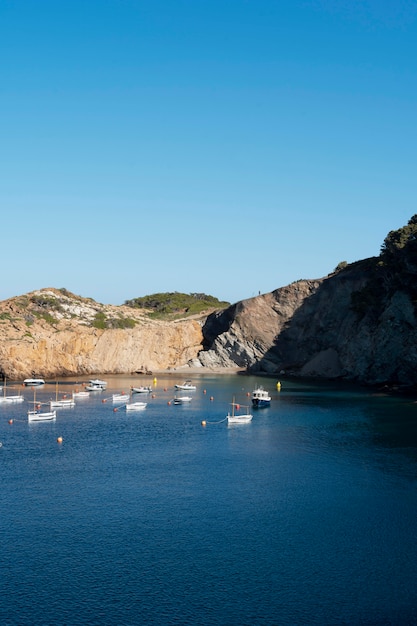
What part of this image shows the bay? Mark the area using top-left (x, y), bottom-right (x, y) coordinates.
top-left (1, 374), bottom-right (416, 625)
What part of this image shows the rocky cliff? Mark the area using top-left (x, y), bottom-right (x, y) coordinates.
top-left (199, 258), bottom-right (417, 386)
top-left (2, 218), bottom-right (417, 387)
top-left (0, 289), bottom-right (203, 380)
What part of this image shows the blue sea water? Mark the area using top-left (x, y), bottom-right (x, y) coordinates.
top-left (1, 374), bottom-right (417, 626)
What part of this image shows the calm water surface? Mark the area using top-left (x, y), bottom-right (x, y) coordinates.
top-left (1, 374), bottom-right (417, 625)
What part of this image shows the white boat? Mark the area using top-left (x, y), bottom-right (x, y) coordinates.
top-left (227, 399), bottom-right (253, 424)
top-left (0, 379), bottom-right (25, 403)
top-left (28, 409), bottom-right (56, 422)
top-left (86, 379), bottom-right (107, 391)
top-left (251, 386), bottom-right (271, 408)
top-left (112, 393), bottom-right (129, 403)
top-left (174, 380), bottom-right (197, 390)
top-left (131, 386), bottom-right (152, 394)
top-left (50, 382), bottom-right (75, 408)
top-left (50, 398), bottom-right (75, 408)
top-left (4, 395), bottom-right (25, 403)
top-left (125, 401), bottom-right (147, 411)
top-left (72, 390), bottom-right (90, 398)
top-left (23, 378), bottom-right (45, 386)
top-left (89, 378), bottom-right (107, 387)
top-left (173, 396), bottom-right (192, 404)
top-left (27, 388), bottom-right (56, 421)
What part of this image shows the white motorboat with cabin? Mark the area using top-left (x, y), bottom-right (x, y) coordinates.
top-left (131, 386), bottom-right (152, 394)
top-left (23, 378), bottom-right (45, 387)
top-left (174, 380), bottom-right (197, 391)
top-left (251, 386), bottom-right (271, 408)
top-left (86, 379), bottom-right (107, 391)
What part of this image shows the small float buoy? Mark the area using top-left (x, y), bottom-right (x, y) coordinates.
top-left (113, 408), bottom-right (118, 412)
top-left (201, 420), bottom-right (207, 427)
top-left (153, 378), bottom-right (157, 384)
top-left (210, 396), bottom-right (214, 401)
top-left (164, 387), bottom-right (168, 392)
top-left (102, 399), bottom-right (107, 403)
top-left (152, 394), bottom-right (156, 398)
top-left (203, 389), bottom-right (207, 394)
top-left (57, 436), bottom-right (63, 444)
top-left (8, 419), bottom-right (13, 425)
top-left (167, 401), bottom-right (171, 405)
top-left (246, 392), bottom-right (250, 396)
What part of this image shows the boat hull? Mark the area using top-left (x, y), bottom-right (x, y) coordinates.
top-left (252, 399), bottom-right (271, 408)
top-left (125, 402), bottom-right (147, 411)
top-left (50, 400), bottom-right (75, 408)
top-left (28, 410), bottom-right (56, 422)
top-left (227, 414), bottom-right (253, 424)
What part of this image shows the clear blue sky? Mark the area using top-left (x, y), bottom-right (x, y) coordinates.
top-left (1, 0), bottom-right (416, 305)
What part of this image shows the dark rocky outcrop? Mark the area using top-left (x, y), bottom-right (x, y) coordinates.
top-left (198, 256), bottom-right (417, 387)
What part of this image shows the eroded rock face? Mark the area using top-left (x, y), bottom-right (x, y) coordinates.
top-left (0, 289), bottom-right (203, 379)
top-left (2, 267), bottom-right (417, 387)
top-left (199, 266), bottom-right (417, 386)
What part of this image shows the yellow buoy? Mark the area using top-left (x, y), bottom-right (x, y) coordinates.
top-left (277, 381), bottom-right (282, 391)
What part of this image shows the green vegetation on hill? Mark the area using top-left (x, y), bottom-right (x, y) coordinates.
top-left (124, 292), bottom-right (230, 320)
top-left (350, 214), bottom-right (417, 318)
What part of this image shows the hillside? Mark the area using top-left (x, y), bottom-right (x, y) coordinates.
top-left (2, 216), bottom-right (417, 387)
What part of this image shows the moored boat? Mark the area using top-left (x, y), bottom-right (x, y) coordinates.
top-left (174, 380), bottom-right (196, 390)
top-left (0, 379), bottom-right (24, 403)
top-left (50, 382), bottom-right (75, 408)
top-left (28, 409), bottom-right (56, 422)
top-left (227, 398), bottom-right (253, 424)
top-left (112, 393), bottom-right (129, 403)
top-left (131, 386), bottom-right (152, 394)
top-left (86, 379), bottom-right (107, 391)
top-left (125, 401), bottom-right (147, 411)
top-left (173, 396), bottom-right (192, 404)
top-left (251, 386), bottom-right (271, 408)
top-left (23, 378), bottom-right (45, 386)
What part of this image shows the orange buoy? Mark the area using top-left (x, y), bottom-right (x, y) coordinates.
top-left (203, 389), bottom-right (207, 394)
top-left (57, 436), bottom-right (63, 444)
top-left (8, 419), bottom-right (13, 424)
top-left (113, 408), bottom-right (118, 412)
top-left (201, 420), bottom-right (207, 426)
